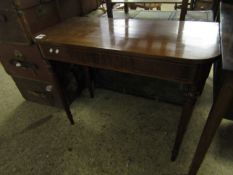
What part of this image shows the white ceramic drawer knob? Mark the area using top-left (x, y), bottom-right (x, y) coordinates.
top-left (15, 62), bottom-right (22, 67)
top-left (49, 48), bottom-right (53, 53)
top-left (45, 85), bottom-right (53, 92)
top-left (55, 49), bottom-right (59, 54)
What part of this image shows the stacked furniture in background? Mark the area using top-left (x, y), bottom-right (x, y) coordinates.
top-left (0, 0), bottom-right (99, 123)
top-left (105, 0), bottom-right (218, 21)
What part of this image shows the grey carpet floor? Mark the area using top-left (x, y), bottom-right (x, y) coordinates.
top-left (0, 63), bottom-right (232, 175)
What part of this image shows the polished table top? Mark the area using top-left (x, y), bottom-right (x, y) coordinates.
top-left (35, 17), bottom-right (220, 64)
top-left (220, 2), bottom-right (233, 71)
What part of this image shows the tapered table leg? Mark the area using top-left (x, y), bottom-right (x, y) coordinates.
top-left (171, 85), bottom-right (198, 161)
top-left (188, 77), bottom-right (233, 175)
top-left (85, 67), bottom-right (94, 98)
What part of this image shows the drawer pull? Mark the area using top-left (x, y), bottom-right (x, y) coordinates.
top-left (49, 48), bottom-right (53, 53)
top-left (15, 62), bottom-right (22, 67)
top-left (10, 59), bottom-right (38, 70)
top-left (45, 85), bottom-right (53, 92)
top-left (28, 91), bottom-right (47, 98)
top-left (55, 49), bottom-right (59, 54)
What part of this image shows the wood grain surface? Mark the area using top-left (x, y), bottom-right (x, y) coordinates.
top-left (35, 17), bottom-right (220, 63)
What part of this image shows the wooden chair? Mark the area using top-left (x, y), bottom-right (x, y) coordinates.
top-left (106, 0), bottom-right (220, 21)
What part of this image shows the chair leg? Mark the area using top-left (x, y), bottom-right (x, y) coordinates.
top-left (124, 3), bottom-right (129, 14)
top-left (174, 3), bottom-right (178, 10)
top-left (106, 0), bottom-right (113, 18)
top-left (171, 85), bottom-right (197, 161)
top-left (85, 67), bottom-right (94, 98)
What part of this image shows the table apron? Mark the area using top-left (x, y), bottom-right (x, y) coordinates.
top-left (39, 44), bottom-right (206, 84)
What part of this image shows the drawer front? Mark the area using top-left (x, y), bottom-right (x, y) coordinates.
top-left (40, 44), bottom-right (197, 83)
top-left (0, 1), bottom-right (14, 10)
top-left (13, 77), bottom-right (63, 108)
top-left (0, 9), bottom-right (31, 44)
top-left (0, 44), bottom-right (54, 82)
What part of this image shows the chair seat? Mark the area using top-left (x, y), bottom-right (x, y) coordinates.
top-left (102, 9), bottom-right (214, 22)
top-left (102, 10), bottom-right (141, 18)
top-left (173, 10), bottom-right (213, 21)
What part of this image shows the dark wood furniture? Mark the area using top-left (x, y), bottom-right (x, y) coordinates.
top-left (0, 0), bottom-right (64, 108)
top-left (0, 0), bottom-right (99, 124)
top-left (0, 0), bottom-right (60, 44)
top-left (188, 2), bottom-right (233, 175)
top-left (106, 0), bottom-right (190, 20)
top-left (34, 17), bottom-right (220, 161)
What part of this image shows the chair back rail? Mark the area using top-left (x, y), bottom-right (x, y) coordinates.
top-left (106, 0), bottom-right (221, 21)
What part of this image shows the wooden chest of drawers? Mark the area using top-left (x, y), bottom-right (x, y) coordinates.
top-left (0, 0), bottom-right (60, 44)
top-left (0, 0), bottom-right (99, 123)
